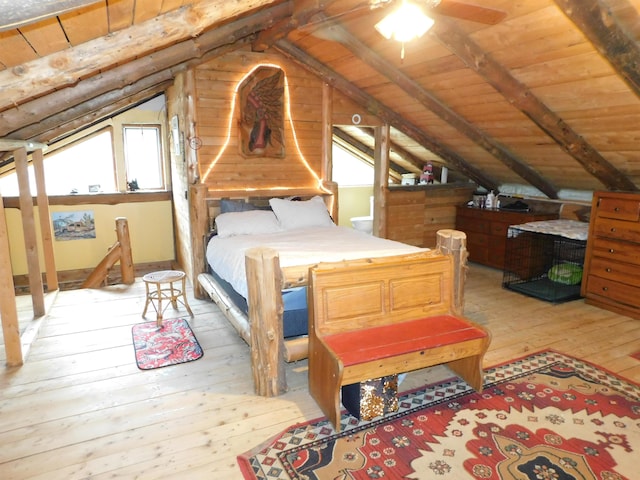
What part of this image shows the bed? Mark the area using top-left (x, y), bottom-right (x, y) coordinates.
top-left (193, 187), bottom-right (468, 396)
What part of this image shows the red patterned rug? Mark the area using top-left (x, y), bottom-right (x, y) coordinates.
top-left (132, 317), bottom-right (203, 370)
top-left (238, 351), bottom-right (639, 479)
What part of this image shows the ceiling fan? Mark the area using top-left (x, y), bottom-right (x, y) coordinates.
top-left (304, 0), bottom-right (507, 28)
top-left (413, 0), bottom-right (506, 25)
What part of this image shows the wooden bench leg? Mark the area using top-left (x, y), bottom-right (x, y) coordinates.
top-left (308, 348), bottom-right (344, 432)
top-left (448, 355), bottom-right (485, 392)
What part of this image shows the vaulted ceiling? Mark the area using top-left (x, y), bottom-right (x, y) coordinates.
top-left (1, 0), bottom-right (640, 198)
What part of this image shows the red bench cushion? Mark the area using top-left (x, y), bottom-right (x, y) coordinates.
top-left (323, 314), bottom-right (487, 367)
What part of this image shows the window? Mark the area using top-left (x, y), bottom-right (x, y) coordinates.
top-left (332, 143), bottom-right (375, 186)
top-left (123, 125), bottom-right (164, 190)
top-left (0, 129), bottom-right (116, 196)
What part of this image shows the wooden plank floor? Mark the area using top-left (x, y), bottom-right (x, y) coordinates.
top-left (1, 264), bottom-right (639, 479)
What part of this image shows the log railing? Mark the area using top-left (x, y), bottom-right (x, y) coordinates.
top-left (82, 217), bottom-right (134, 288)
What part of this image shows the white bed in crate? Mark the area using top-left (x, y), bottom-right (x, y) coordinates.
top-left (192, 187), bottom-right (468, 396)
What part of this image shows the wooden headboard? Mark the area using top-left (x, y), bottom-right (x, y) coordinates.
top-left (188, 182), bottom-right (338, 293)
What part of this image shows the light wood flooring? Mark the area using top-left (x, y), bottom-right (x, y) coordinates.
top-left (1, 264), bottom-right (639, 479)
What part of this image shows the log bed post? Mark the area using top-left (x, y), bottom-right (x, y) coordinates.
top-left (245, 247), bottom-right (287, 396)
top-left (436, 229), bottom-right (468, 315)
top-left (190, 183), bottom-right (209, 299)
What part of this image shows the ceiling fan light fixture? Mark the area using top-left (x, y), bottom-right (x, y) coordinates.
top-left (374, 1), bottom-right (434, 43)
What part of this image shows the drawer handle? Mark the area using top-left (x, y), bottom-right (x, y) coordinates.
top-left (602, 287), bottom-right (608, 292)
top-left (606, 267), bottom-right (612, 272)
top-left (614, 207), bottom-right (620, 212)
top-left (610, 227), bottom-right (616, 232)
top-left (609, 249), bottom-right (615, 254)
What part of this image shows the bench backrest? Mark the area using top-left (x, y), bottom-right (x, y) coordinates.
top-left (308, 250), bottom-right (454, 337)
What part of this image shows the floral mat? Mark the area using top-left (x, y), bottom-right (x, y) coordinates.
top-left (132, 317), bottom-right (203, 370)
top-left (238, 350), bottom-right (639, 479)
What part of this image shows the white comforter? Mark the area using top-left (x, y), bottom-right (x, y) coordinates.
top-left (206, 226), bottom-right (426, 298)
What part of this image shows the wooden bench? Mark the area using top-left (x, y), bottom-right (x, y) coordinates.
top-left (307, 250), bottom-right (491, 432)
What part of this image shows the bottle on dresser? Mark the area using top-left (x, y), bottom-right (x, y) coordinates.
top-left (485, 190), bottom-right (496, 209)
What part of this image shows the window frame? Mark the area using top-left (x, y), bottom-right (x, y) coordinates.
top-left (122, 123), bottom-right (165, 191)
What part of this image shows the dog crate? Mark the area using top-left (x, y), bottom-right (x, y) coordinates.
top-left (502, 220), bottom-right (588, 303)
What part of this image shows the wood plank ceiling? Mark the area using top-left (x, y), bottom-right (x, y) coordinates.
top-left (0, 0), bottom-right (639, 198)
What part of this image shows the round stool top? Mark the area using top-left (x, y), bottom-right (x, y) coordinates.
top-left (143, 270), bottom-right (185, 284)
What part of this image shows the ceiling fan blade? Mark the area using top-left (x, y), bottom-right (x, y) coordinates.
top-left (434, 1), bottom-right (507, 25)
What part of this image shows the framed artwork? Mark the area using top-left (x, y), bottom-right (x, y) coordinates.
top-left (52, 210), bottom-right (96, 241)
top-left (238, 66), bottom-right (285, 158)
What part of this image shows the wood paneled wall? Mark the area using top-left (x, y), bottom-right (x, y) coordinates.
top-left (386, 185), bottom-right (476, 247)
top-left (193, 49), bottom-right (324, 192)
top-left (192, 48), bottom-right (374, 193)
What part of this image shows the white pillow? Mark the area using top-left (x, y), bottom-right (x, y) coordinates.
top-left (215, 210), bottom-right (281, 238)
top-left (269, 196), bottom-right (335, 230)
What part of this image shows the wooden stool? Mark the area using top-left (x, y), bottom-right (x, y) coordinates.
top-left (142, 270), bottom-right (193, 327)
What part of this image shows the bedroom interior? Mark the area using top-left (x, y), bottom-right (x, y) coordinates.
top-left (0, 0), bottom-right (639, 477)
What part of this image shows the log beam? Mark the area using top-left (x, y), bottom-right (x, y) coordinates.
top-left (0, 0), bottom-right (283, 112)
top-left (374, 124), bottom-right (391, 238)
top-left (275, 39), bottom-right (500, 191)
top-left (324, 19), bottom-right (559, 199)
top-left (554, 0), bottom-right (640, 99)
top-left (32, 148), bottom-right (58, 291)
top-left (116, 218), bottom-right (134, 285)
top-left (332, 126), bottom-right (406, 182)
top-left (1, 4), bottom-right (290, 140)
top-left (15, 147), bottom-right (45, 317)
top-left (0, 191), bottom-right (22, 366)
top-left (433, 18), bottom-right (638, 192)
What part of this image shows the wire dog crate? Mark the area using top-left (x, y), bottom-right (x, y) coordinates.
top-left (502, 220), bottom-right (588, 303)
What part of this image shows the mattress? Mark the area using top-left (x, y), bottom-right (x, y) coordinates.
top-left (206, 226), bottom-right (426, 338)
top-left (206, 225), bottom-right (426, 299)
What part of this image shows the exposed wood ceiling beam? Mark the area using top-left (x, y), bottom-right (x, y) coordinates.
top-left (32, 86), bottom-right (173, 148)
top-left (553, 0), bottom-right (640, 98)
top-left (0, 139), bottom-right (47, 152)
top-left (253, 0), bottom-right (351, 51)
top-left (332, 126), bottom-right (408, 180)
top-left (11, 76), bottom-right (173, 144)
top-left (275, 39), bottom-right (499, 191)
top-left (433, 18), bottom-right (638, 192)
top-left (356, 126), bottom-right (463, 183)
top-left (321, 18), bottom-right (559, 199)
top-left (0, 0), bottom-right (280, 112)
top-left (1, 4), bottom-right (291, 142)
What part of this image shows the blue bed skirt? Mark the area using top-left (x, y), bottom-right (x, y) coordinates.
top-left (208, 268), bottom-right (308, 338)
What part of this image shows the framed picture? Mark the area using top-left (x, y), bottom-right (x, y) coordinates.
top-left (52, 210), bottom-right (96, 241)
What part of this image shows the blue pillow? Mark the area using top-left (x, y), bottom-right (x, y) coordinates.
top-left (220, 199), bottom-right (271, 214)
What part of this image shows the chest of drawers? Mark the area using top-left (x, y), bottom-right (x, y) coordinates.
top-left (455, 206), bottom-right (558, 270)
top-left (581, 191), bottom-right (640, 319)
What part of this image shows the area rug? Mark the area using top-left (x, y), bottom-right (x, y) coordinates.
top-left (238, 350), bottom-right (639, 479)
top-left (631, 351), bottom-right (640, 361)
top-left (132, 317), bottom-right (203, 370)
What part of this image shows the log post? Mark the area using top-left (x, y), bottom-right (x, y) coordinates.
top-left (245, 247), bottom-right (287, 396)
top-left (14, 147), bottom-right (45, 317)
top-left (436, 229), bottom-right (468, 315)
top-left (189, 183), bottom-right (208, 299)
top-left (0, 192), bottom-right (22, 366)
top-left (116, 217), bottom-right (134, 284)
top-left (32, 148), bottom-right (59, 292)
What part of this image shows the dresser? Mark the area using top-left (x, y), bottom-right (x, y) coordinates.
top-left (456, 206), bottom-right (558, 270)
top-left (581, 191), bottom-right (640, 319)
